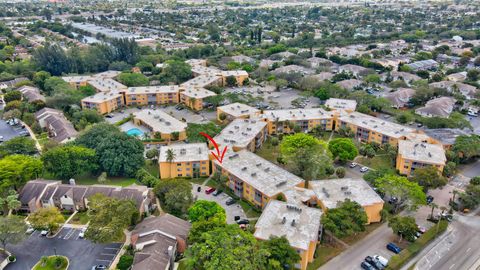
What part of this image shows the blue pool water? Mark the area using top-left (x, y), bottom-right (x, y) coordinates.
top-left (126, 128), bottom-right (144, 137)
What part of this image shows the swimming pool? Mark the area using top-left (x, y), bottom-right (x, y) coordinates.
top-left (126, 128), bottom-right (144, 137)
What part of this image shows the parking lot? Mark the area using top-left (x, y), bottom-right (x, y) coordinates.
top-left (6, 227), bottom-right (122, 270)
top-left (192, 183), bottom-right (247, 224)
top-left (0, 119), bottom-right (27, 142)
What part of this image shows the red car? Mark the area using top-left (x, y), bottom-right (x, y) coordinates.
top-left (205, 187), bottom-right (216, 194)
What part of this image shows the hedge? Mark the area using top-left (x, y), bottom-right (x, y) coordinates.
top-left (114, 115), bottom-right (133, 126)
top-left (386, 220), bottom-right (448, 270)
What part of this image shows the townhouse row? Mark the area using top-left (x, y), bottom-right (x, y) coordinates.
top-left (18, 179), bottom-right (152, 215)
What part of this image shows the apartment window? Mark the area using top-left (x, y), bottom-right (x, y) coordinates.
top-left (201, 172), bottom-right (206, 175)
top-left (201, 161), bottom-right (206, 164)
top-left (177, 174), bottom-right (182, 177)
top-left (177, 163), bottom-right (182, 166)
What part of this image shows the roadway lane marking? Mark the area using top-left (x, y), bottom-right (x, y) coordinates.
top-left (466, 247), bottom-right (471, 253)
top-left (449, 264), bottom-right (455, 269)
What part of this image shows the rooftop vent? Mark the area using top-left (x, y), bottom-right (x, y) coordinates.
top-left (291, 219), bottom-right (296, 227)
top-left (281, 217), bottom-right (286, 224)
top-left (242, 167), bottom-right (247, 171)
top-left (340, 186), bottom-right (348, 191)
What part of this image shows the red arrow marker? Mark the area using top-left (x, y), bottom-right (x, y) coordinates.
top-left (200, 132), bottom-right (228, 164)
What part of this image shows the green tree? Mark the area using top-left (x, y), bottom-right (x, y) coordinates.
top-left (4, 90), bottom-right (22, 103)
top-left (321, 199), bottom-right (368, 238)
top-left (145, 148), bottom-right (159, 162)
top-left (188, 200), bottom-right (226, 223)
top-left (186, 122), bottom-right (222, 143)
top-left (259, 236), bottom-right (302, 270)
top-left (336, 167), bottom-right (346, 178)
top-left (375, 175), bottom-right (426, 211)
top-left (280, 133), bottom-right (333, 186)
top-left (0, 216), bottom-right (27, 251)
top-left (33, 70), bottom-right (51, 90)
top-left (75, 123), bottom-right (120, 149)
top-left (410, 166), bottom-right (447, 190)
top-left (162, 60), bottom-right (193, 84)
top-left (186, 225), bottom-right (260, 270)
top-left (95, 133), bottom-right (145, 177)
top-left (0, 154), bottom-right (43, 190)
top-left (42, 145), bottom-right (98, 180)
top-left (452, 135), bottom-right (480, 162)
top-left (0, 137), bottom-right (37, 156)
top-left (154, 179), bottom-right (193, 218)
top-left (0, 190), bottom-right (21, 215)
top-left (117, 255), bottom-right (133, 270)
top-left (85, 194), bottom-right (139, 243)
top-left (188, 218), bottom-right (226, 243)
top-left (328, 138), bottom-right (358, 162)
top-left (226, 75), bottom-right (237, 87)
top-left (117, 72), bottom-right (149, 87)
top-left (388, 215), bottom-right (418, 242)
top-left (29, 207), bottom-right (65, 233)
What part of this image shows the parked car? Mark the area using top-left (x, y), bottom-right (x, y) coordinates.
top-left (91, 265), bottom-right (107, 270)
top-left (79, 228), bottom-right (87, 239)
top-left (426, 195), bottom-right (434, 204)
top-left (234, 215), bottom-right (241, 221)
top-left (417, 225), bottom-right (426, 234)
top-left (197, 186), bottom-right (201, 192)
top-left (40, 230), bottom-right (49, 236)
top-left (205, 187), bottom-right (216, 195)
top-left (349, 162), bottom-right (358, 168)
top-left (388, 196), bottom-right (398, 205)
top-left (105, 113), bottom-right (114, 118)
top-left (25, 227), bottom-right (35, 234)
top-left (236, 219), bottom-right (250, 225)
top-left (365, 256), bottom-right (384, 270)
top-left (360, 166), bottom-right (369, 173)
top-left (373, 255), bottom-right (388, 267)
top-left (361, 261), bottom-right (375, 270)
top-left (212, 189), bottom-right (223, 196)
top-left (226, 198), bottom-right (236, 206)
top-left (386, 242), bottom-right (402, 254)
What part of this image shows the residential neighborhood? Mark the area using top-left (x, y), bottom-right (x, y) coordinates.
top-left (0, 1), bottom-right (480, 270)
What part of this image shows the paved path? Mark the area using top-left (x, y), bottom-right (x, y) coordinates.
top-left (319, 223), bottom-right (395, 270)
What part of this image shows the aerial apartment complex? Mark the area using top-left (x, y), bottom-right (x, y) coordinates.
top-left (213, 118), bottom-right (268, 152)
top-left (133, 109), bottom-right (187, 141)
top-left (396, 140), bottom-right (447, 176)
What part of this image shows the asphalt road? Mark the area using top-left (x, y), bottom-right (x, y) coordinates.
top-left (0, 119), bottom-right (22, 142)
top-left (405, 212), bottom-right (480, 270)
top-left (6, 228), bottom-right (121, 270)
top-left (319, 223), bottom-right (396, 270)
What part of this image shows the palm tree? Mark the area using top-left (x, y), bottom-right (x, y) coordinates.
top-left (166, 149), bottom-right (176, 178)
top-left (430, 202), bottom-right (438, 219)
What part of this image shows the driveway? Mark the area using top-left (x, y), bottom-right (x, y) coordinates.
top-left (6, 228), bottom-right (122, 270)
top-left (192, 183), bottom-right (247, 224)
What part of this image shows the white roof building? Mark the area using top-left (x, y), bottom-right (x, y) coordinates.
top-left (214, 118), bottom-right (267, 149)
top-left (158, 143), bottom-right (209, 163)
top-left (254, 200), bottom-right (322, 251)
top-left (398, 140), bottom-right (447, 166)
top-left (325, 98), bottom-right (357, 112)
top-left (133, 109), bottom-right (187, 134)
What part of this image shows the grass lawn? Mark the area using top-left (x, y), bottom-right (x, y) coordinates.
top-left (356, 155), bottom-right (394, 171)
top-left (238, 199), bottom-right (262, 218)
top-left (189, 177), bottom-right (208, 185)
top-left (143, 161), bottom-right (160, 178)
top-left (341, 222), bottom-right (384, 246)
top-left (33, 256), bottom-right (68, 270)
top-left (256, 138), bottom-right (281, 164)
top-left (41, 171), bottom-right (138, 187)
top-left (307, 245), bottom-right (345, 270)
top-left (68, 211), bottom-right (89, 225)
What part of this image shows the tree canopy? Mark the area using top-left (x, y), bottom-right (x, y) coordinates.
top-left (85, 193), bottom-right (139, 243)
top-left (154, 179), bottom-right (193, 218)
top-left (29, 207), bottom-right (65, 233)
top-left (0, 137), bottom-right (37, 157)
top-left (375, 174), bottom-right (426, 211)
top-left (188, 200), bottom-right (226, 223)
top-left (410, 166), bottom-right (447, 190)
top-left (0, 216), bottom-right (27, 250)
top-left (321, 199), bottom-right (368, 238)
top-left (328, 138), bottom-right (359, 162)
top-left (388, 215), bottom-right (418, 242)
top-left (42, 145), bottom-right (98, 180)
top-left (0, 154), bottom-right (43, 190)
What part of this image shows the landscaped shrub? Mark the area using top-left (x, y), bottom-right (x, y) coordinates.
top-left (117, 255), bottom-right (134, 270)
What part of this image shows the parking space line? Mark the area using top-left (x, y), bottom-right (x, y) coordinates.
top-left (95, 259), bottom-right (111, 262)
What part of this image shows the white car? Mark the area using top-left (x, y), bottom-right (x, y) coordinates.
top-left (79, 228), bottom-right (87, 238)
top-left (26, 227), bottom-right (35, 234)
top-left (349, 162), bottom-right (358, 168)
top-left (373, 255), bottom-right (388, 267)
top-left (360, 167), bottom-right (369, 173)
top-left (467, 111), bottom-right (478, 117)
top-left (40, 230), bottom-right (48, 236)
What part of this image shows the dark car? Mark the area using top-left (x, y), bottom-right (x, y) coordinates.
top-left (386, 242), bottom-right (402, 254)
top-left (212, 189), bottom-right (223, 196)
top-left (197, 186), bottom-right (201, 192)
top-left (234, 215), bottom-right (241, 221)
top-left (236, 219), bottom-right (250, 225)
top-left (226, 198), bottom-right (236, 206)
top-left (426, 195), bottom-right (434, 204)
top-left (388, 197), bottom-right (398, 205)
top-left (361, 261), bottom-right (375, 270)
